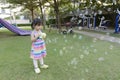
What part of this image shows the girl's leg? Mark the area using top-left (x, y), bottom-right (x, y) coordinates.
top-left (39, 58), bottom-right (49, 69)
top-left (39, 57), bottom-right (44, 65)
top-left (33, 59), bottom-right (38, 68)
top-left (33, 59), bottom-right (40, 73)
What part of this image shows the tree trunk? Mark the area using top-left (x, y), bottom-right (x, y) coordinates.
top-left (31, 9), bottom-right (34, 22)
top-left (30, 9), bottom-right (34, 29)
top-left (54, 0), bottom-right (61, 33)
top-left (56, 11), bottom-right (61, 33)
top-left (38, 0), bottom-right (46, 30)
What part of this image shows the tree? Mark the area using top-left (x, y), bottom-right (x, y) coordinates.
top-left (6, 0), bottom-right (38, 21)
top-left (7, 0), bottom-right (48, 29)
top-left (37, 0), bottom-right (48, 29)
top-left (45, 0), bottom-right (73, 32)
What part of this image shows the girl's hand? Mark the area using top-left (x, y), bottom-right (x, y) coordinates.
top-left (31, 32), bottom-right (41, 42)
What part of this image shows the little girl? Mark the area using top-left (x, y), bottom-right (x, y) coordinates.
top-left (30, 18), bottom-right (48, 74)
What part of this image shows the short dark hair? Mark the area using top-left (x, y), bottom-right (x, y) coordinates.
top-left (31, 18), bottom-right (42, 29)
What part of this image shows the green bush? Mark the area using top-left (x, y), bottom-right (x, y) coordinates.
top-left (17, 24), bottom-right (31, 27)
top-left (46, 19), bottom-right (56, 25)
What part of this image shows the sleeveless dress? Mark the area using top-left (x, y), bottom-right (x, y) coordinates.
top-left (30, 30), bottom-right (47, 60)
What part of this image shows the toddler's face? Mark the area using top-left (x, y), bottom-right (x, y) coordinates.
top-left (35, 25), bottom-right (43, 31)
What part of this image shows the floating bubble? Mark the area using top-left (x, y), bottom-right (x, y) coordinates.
top-left (84, 50), bottom-right (89, 55)
top-left (109, 39), bottom-right (113, 42)
top-left (106, 32), bottom-right (110, 36)
top-left (82, 46), bottom-right (85, 49)
top-left (85, 68), bottom-right (89, 73)
top-left (70, 46), bottom-right (73, 50)
top-left (105, 51), bottom-right (108, 55)
top-left (71, 58), bottom-right (78, 65)
top-left (109, 45), bottom-right (113, 49)
top-left (98, 57), bottom-right (104, 61)
top-left (48, 39), bottom-right (51, 43)
top-left (109, 37), bottom-right (115, 42)
top-left (93, 38), bottom-right (97, 42)
top-left (98, 10), bottom-right (102, 14)
top-left (78, 27), bottom-right (82, 30)
top-left (54, 48), bottom-right (57, 51)
top-left (69, 77), bottom-right (73, 80)
top-left (54, 38), bottom-right (57, 43)
top-left (93, 49), bottom-right (97, 53)
top-left (59, 50), bottom-right (63, 56)
top-left (118, 40), bottom-right (120, 44)
top-left (80, 54), bottom-right (84, 59)
top-left (65, 39), bottom-right (68, 43)
top-left (81, 78), bottom-right (85, 80)
top-left (107, 8), bottom-right (111, 11)
top-left (73, 34), bottom-right (77, 38)
top-left (63, 47), bottom-right (66, 50)
top-left (90, 45), bottom-right (94, 48)
top-left (78, 35), bottom-right (82, 40)
top-left (100, 36), bottom-right (104, 40)
top-left (63, 35), bottom-right (66, 39)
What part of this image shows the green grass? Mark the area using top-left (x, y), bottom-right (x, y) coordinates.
top-left (0, 28), bottom-right (120, 80)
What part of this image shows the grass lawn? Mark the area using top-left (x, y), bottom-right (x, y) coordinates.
top-left (0, 28), bottom-right (120, 80)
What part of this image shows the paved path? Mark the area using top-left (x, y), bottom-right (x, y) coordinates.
top-left (74, 30), bottom-right (120, 44)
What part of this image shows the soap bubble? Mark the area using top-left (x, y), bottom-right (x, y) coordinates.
top-left (85, 68), bottom-right (89, 73)
top-left (59, 50), bottom-right (63, 56)
top-left (109, 37), bottom-right (115, 42)
top-left (54, 48), bottom-right (57, 51)
top-left (98, 57), bottom-right (104, 61)
top-left (48, 39), bottom-right (51, 43)
top-left (70, 58), bottom-right (78, 65)
top-left (81, 78), bottom-right (85, 80)
top-left (54, 38), bottom-right (57, 43)
top-left (78, 35), bottom-right (82, 40)
top-left (118, 40), bottom-right (120, 44)
top-left (105, 51), bottom-right (108, 55)
top-left (63, 35), bottom-right (66, 39)
top-left (65, 39), bottom-right (68, 43)
top-left (98, 10), bottom-right (102, 14)
top-left (109, 39), bottom-right (113, 42)
top-left (80, 54), bottom-right (84, 59)
top-left (90, 45), bottom-right (94, 48)
top-left (93, 38), bottom-right (97, 42)
top-left (106, 32), bottom-right (110, 36)
top-left (93, 49), bottom-right (97, 53)
top-left (84, 50), bottom-right (89, 55)
top-left (63, 47), bottom-right (66, 50)
top-left (82, 46), bottom-right (85, 49)
top-left (100, 36), bottom-right (104, 40)
top-left (73, 34), bottom-right (77, 38)
top-left (70, 46), bottom-right (73, 50)
top-left (109, 45), bottom-right (113, 50)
